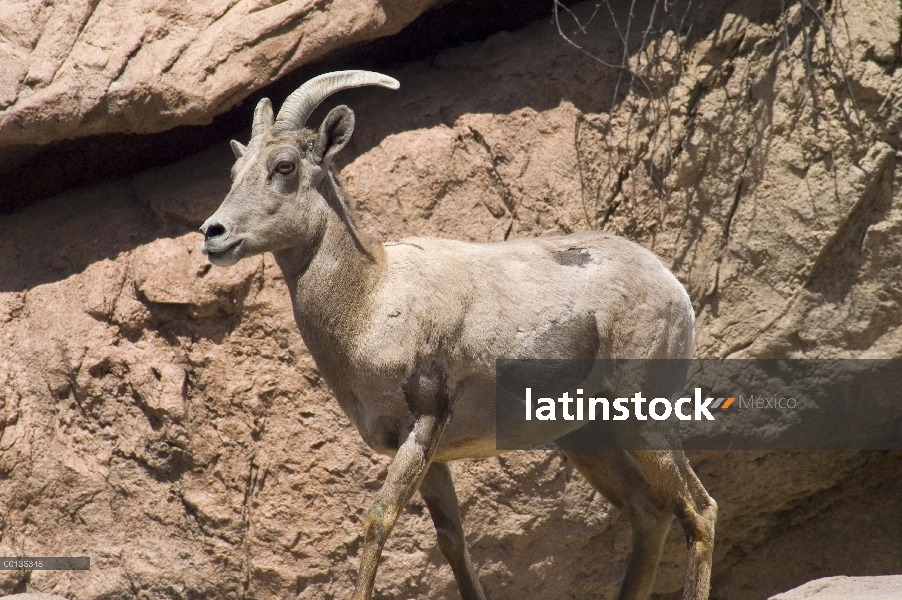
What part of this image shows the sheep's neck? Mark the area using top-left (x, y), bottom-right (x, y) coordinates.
top-left (273, 209), bottom-right (384, 357)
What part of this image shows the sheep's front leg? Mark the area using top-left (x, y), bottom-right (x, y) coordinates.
top-left (419, 462), bottom-right (486, 600)
top-left (353, 412), bottom-right (449, 600)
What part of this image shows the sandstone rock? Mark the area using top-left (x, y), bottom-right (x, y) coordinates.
top-left (769, 576), bottom-right (902, 600)
top-left (0, 0), bottom-right (435, 147)
top-left (2, 594), bottom-right (72, 600)
top-left (0, 0), bottom-right (900, 599)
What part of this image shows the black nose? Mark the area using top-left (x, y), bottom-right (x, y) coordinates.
top-left (202, 222), bottom-right (227, 240)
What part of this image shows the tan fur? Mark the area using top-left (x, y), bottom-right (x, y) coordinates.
top-left (200, 75), bottom-right (716, 600)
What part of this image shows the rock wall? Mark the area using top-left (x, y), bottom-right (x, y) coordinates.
top-left (0, 0), bottom-right (900, 599)
top-left (0, 0), bottom-right (435, 146)
top-left (769, 575), bottom-right (902, 600)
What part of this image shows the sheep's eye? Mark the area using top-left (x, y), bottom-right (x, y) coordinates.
top-left (276, 161), bottom-right (295, 175)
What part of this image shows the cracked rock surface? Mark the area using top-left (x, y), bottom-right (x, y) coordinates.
top-left (1, 0), bottom-right (900, 598)
top-left (0, 0), bottom-right (434, 147)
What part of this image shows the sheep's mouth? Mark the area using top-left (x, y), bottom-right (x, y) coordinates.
top-left (203, 239), bottom-right (243, 265)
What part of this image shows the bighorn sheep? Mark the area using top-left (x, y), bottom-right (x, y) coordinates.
top-left (201, 71), bottom-right (717, 600)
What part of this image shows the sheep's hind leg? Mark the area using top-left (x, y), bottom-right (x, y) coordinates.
top-left (353, 413), bottom-right (449, 600)
top-left (563, 450), bottom-right (675, 600)
top-left (419, 461), bottom-right (487, 600)
top-left (628, 450), bottom-right (717, 600)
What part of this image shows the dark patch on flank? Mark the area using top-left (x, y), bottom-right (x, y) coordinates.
top-left (553, 248), bottom-right (592, 267)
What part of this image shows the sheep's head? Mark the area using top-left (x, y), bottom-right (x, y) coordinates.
top-left (200, 71), bottom-right (398, 267)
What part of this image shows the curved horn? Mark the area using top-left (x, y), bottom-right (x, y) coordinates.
top-left (273, 70), bottom-right (399, 133)
top-left (252, 97), bottom-right (274, 138)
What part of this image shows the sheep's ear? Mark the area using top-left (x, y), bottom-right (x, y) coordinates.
top-left (312, 105), bottom-right (354, 165)
top-left (230, 140), bottom-right (247, 159)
